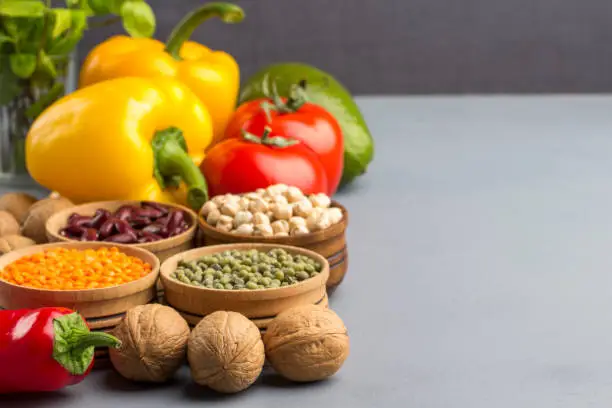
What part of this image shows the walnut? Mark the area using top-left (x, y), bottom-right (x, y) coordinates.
top-left (109, 304), bottom-right (190, 383)
top-left (188, 311), bottom-right (265, 393)
top-left (263, 305), bottom-right (349, 382)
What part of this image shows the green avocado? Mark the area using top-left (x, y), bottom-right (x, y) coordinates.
top-left (238, 63), bottom-right (374, 187)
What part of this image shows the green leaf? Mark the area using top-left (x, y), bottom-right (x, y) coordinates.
top-left (0, 33), bottom-right (14, 45)
top-left (47, 9), bottom-right (87, 54)
top-left (88, 0), bottom-right (123, 14)
top-left (49, 9), bottom-right (73, 38)
top-left (0, 54), bottom-right (22, 105)
top-left (3, 17), bottom-right (34, 40)
top-left (0, 1), bottom-right (45, 17)
top-left (37, 50), bottom-right (57, 78)
top-left (120, 1), bottom-right (155, 38)
top-left (9, 53), bottom-right (37, 78)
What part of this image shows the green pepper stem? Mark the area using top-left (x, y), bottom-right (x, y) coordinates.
top-left (71, 330), bottom-right (121, 350)
top-left (165, 2), bottom-right (245, 60)
top-left (52, 312), bottom-right (122, 376)
top-left (152, 127), bottom-right (209, 210)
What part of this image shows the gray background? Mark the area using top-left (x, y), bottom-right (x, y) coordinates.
top-left (79, 0), bottom-right (612, 94)
top-left (6, 95), bottom-right (612, 407)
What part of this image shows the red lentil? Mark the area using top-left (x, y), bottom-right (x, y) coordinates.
top-left (0, 247), bottom-right (152, 290)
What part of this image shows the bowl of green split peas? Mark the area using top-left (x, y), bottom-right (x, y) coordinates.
top-left (159, 243), bottom-right (330, 323)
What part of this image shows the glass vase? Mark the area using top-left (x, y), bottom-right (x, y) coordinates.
top-left (0, 52), bottom-right (77, 186)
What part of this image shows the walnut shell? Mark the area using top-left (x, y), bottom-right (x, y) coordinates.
top-left (263, 305), bottom-right (349, 382)
top-left (21, 196), bottom-right (73, 243)
top-left (0, 211), bottom-right (20, 237)
top-left (0, 193), bottom-right (37, 224)
top-left (109, 304), bottom-right (190, 383)
top-left (0, 235), bottom-right (36, 254)
top-left (188, 311), bottom-right (265, 393)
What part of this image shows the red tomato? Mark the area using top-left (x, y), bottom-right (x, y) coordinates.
top-left (222, 97), bottom-right (344, 195)
top-left (201, 128), bottom-right (329, 197)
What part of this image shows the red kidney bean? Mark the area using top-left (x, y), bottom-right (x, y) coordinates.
top-left (129, 216), bottom-right (151, 228)
top-left (90, 209), bottom-right (111, 229)
top-left (137, 231), bottom-right (162, 243)
top-left (103, 232), bottom-right (137, 244)
top-left (133, 208), bottom-right (163, 219)
top-left (60, 225), bottom-right (86, 239)
top-left (99, 218), bottom-right (118, 238)
top-left (67, 213), bottom-right (81, 224)
top-left (114, 219), bottom-right (133, 235)
top-left (81, 228), bottom-right (99, 241)
top-left (141, 201), bottom-right (169, 215)
top-left (155, 215), bottom-right (170, 226)
top-left (141, 223), bottom-right (163, 234)
top-left (113, 205), bottom-right (135, 221)
top-left (68, 215), bottom-right (94, 228)
top-left (166, 210), bottom-right (184, 232)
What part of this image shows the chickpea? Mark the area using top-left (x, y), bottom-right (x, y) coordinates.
top-left (254, 224), bottom-right (274, 237)
top-left (271, 194), bottom-right (289, 205)
top-left (244, 192), bottom-right (260, 200)
top-left (211, 195), bottom-right (227, 206)
top-left (305, 208), bottom-right (325, 231)
top-left (253, 212), bottom-right (270, 225)
top-left (274, 231), bottom-right (289, 237)
top-left (309, 193), bottom-right (331, 208)
top-left (271, 220), bottom-right (290, 234)
top-left (220, 201), bottom-right (240, 216)
top-left (328, 207), bottom-right (344, 224)
top-left (206, 208), bottom-right (221, 225)
top-left (290, 225), bottom-right (310, 236)
top-left (314, 212), bottom-right (332, 231)
top-left (293, 199), bottom-right (313, 217)
top-left (286, 186), bottom-right (305, 203)
top-left (216, 221), bottom-right (233, 233)
top-left (234, 223), bottom-right (254, 235)
top-left (238, 197), bottom-right (250, 210)
top-left (233, 211), bottom-right (253, 227)
top-left (256, 188), bottom-right (266, 196)
top-left (267, 184), bottom-right (289, 196)
top-left (273, 203), bottom-right (293, 220)
top-left (289, 216), bottom-right (306, 229)
top-left (200, 201), bottom-right (218, 218)
top-left (217, 215), bottom-right (234, 226)
top-left (249, 197), bottom-right (268, 213)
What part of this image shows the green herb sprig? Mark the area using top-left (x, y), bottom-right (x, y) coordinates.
top-left (0, 0), bottom-right (156, 109)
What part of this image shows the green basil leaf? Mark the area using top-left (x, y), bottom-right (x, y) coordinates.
top-left (37, 50), bottom-right (57, 78)
top-left (0, 1), bottom-right (45, 18)
top-left (0, 33), bottom-right (14, 45)
top-left (25, 81), bottom-right (64, 119)
top-left (120, 1), bottom-right (155, 38)
top-left (3, 17), bottom-right (34, 40)
top-left (9, 53), bottom-right (36, 79)
top-left (88, 0), bottom-right (123, 14)
top-left (0, 54), bottom-right (22, 105)
top-left (47, 9), bottom-right (87, 54)
top-left (49, 9), bottom-right (73, 38)
top-left (65, 0), bottom-right (80, 6)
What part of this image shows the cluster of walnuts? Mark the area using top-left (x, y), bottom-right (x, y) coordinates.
top-left (109, 304), bottom-right (350, 393)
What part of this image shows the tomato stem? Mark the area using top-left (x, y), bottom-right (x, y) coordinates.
top-left (269, 81), bottom-right (308, 114)
top-left (241, 126), bottom-right (300, 148)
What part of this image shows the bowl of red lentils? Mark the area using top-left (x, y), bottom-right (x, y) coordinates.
top-left (0, 241), bottom-right (160, 325)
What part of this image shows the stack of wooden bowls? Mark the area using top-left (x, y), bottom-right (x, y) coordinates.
top-left (197, 201), bottom-right (349, 290)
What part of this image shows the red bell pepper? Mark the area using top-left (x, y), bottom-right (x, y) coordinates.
top-left (0, 307), bottom-right (121, 393)
top-left (220, 81), bottom-right (344, 195)
top-left (201, 125), bottom-right (329, 197)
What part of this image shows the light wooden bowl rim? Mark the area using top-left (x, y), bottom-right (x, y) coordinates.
top-left (160, 243), bottom-right (329, 299)
top-left (198, 200), bottom-right (348, 245)
top-left (0, 241), bottom-right (160, 298)
top-left (46, 200), bottom-right (198, 249)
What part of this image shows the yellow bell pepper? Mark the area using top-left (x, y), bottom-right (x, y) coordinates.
top-left (79, 2), bottom-right (244, 145)
top-left (26, 77), bottom-right (213, 210)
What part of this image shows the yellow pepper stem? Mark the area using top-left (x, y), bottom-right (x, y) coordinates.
top-left (152, 127), bottom-right (208, 210)
top-left (164, 2), bottom-right (245, 60)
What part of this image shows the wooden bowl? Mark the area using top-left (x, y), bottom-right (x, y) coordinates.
top-left (46, 200), bottom-right (198, 263)
top-left (160, 243), bottom-right (329, 329)
top-left (198, 201), bottom-right (348, 290)
top-left (0, 241), bottom-right (160, 331)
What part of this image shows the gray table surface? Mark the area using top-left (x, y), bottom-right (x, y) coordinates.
top-left (3, 95), bottom-right (612, 407)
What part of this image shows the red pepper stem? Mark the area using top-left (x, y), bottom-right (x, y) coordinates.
top-left (164, 2), bottom-right (245, 60)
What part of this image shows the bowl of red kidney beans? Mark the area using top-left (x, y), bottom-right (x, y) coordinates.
top-left (45, 201), bottom-right (197, 249)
